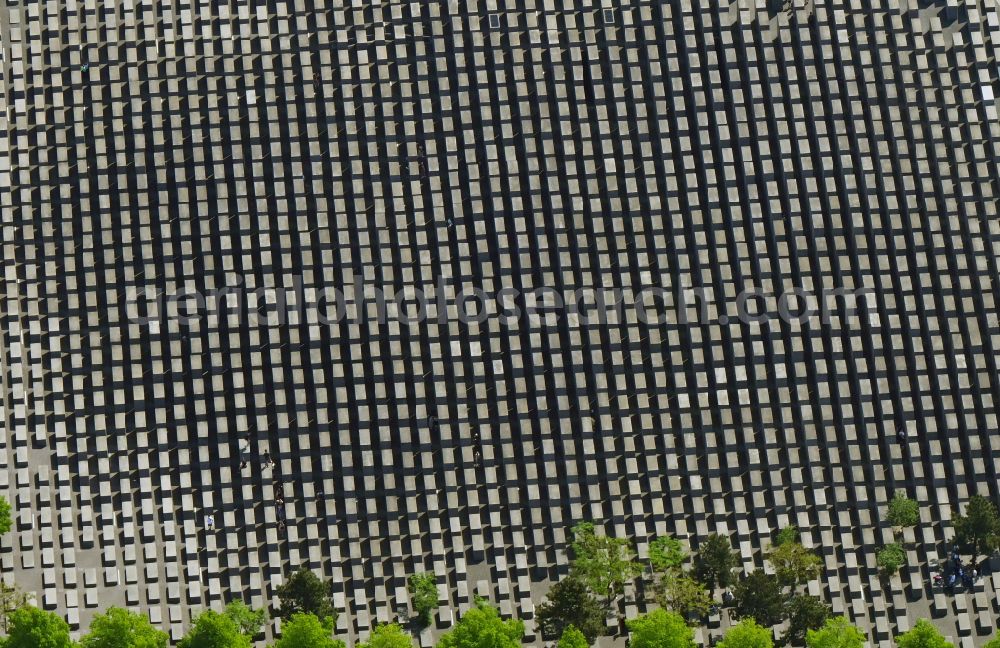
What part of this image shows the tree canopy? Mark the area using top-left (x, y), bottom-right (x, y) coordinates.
top-left (625, 609), bottom-right (696, 648)
top-left (357, 624), bottom-right (412, 648)
top-left (1, 606), bottom-right (77, 648)
top-left (556, 626), bottom-right (589, 648)
top-left (953, 495), bottom-right (1000, 560)
top-left (895, 619), bottom-right (953, 648)
top-left (408, 573), bottom-right (439, 626)
top-left (806, 617), bottom-right (867, 648)
top-left (876, 544), bottom-right (907, 576)
top-left (569, 522), bottom-right (642, 605)
top-left (224, 601), bottom-right (266, 639)
top-left (768, 540), bottom-right (822, 589)
top-left (731, 572), bottom-right (785, 628)
top-left (653, 572), bottom-right (712, 624)
top-left (80, 607), bottom-right (168, 648)
top-left (534, 576), bottom-right (606, 644)
top-left (983, 635), bottom-right (1000, 648)
top-left (774, 526), bottom-right (799, 548)
top-left (693, 534), bottom-right (740, 591)
top-left (273, 613), bottom-right (345, 648)
top-left (276, 568), bottom-right (338, 628)
top-left (178, 611), bottom-right (251, 648)
top-left (648, 536), bottom-right (687, 573)
top-left (435, 600), bottom-right (524, 648)
top-left (0, 582), bottom-right (30, 633)
top-left (782, 595), bottom-right (831, 647)
top-left (0, 496), bottom-right (12, 536)
top-left (717, 619), bottom-right (774, 648)
top-left (885, 492), bottom-right (920, 529)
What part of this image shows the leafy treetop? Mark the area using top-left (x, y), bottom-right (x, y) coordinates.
top-left (895, 619), bottom-right (953, 648)
top-left (556, 627), bottom-right (589, 648)
top-left (0, 582), bottom-right (31, 633)
top-left (569, 522), bottom-right (643, 605)
top-left (876, 544), bottom-right (907, 576)
top-left (224, 601), bottom-right (266, 638)
top-left (1, 607), bottom-right (77, 648)
top-left (885, 492), bottom-right (920, 529)
top-left (0, 497), bottom-right (12, 536)
top-left (276, 568), bottom-right (338, 628)
top-left (774, 526), bottom-right (799, 547)
top-left (81, 607), bottom-right (168, 648)
top-left (782, 595), bottom-right (831, 648)
top-left (177, 611), bottom-right (251, 648)
top-left (653, 572), bottom-right (712, 624)
top-left (953, 495), bottom-right (1000, 560)
top-left (273, 613), bottom-right (345, 648)
top-left (693, 534), bottom-right (740, 591)
top-left (408, 573), bottom-right (440, 626)
top-left (768, 540), bottom-right (822, 589)
top-left (648, 536), bottom-right (687, 573)
top-left (717, 619), bottom-right (774, 648)
top-left (435, 600), bottom-right (524, 648)
top-left (534, 576), bottom-right (606, 644)
top-left (805, 617), bottom-right (867, 648)
top-left (626, 609), bottom-right (696, 648)
top-left (357, 624), bottom-right (413, 648)
top-left (731, 572), bottom-right (785, 628)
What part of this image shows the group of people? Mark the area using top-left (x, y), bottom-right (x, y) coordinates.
top-left (400, 143), bottom-right (428, 180)
top-left (274, 474), bottom-right (289, 531)
top-left (207, 439), bottom-right (286, 531)
top-left (472, 429), bottom-right (482, 466)
top-left (933, 547), bottom-right (980, 590)
top-left (428, 416), bottom-right (483, 467)
top-left (238, 436), bottom-right (277, 471)
top-left (254, 448), bottom-right (288, 530)
top-left (240, 447), bottom-right (276, 472)
top-left (218, 418), bottom-right (495, 535)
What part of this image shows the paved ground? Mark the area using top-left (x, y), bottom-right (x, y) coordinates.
top-left (2, 0), bottom-right (1000, 646)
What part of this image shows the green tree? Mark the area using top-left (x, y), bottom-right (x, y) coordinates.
top-left (407, 573), bottom-right (439, 626)
top-left (0, 581), bottom-right (31, 632)
top-left (0, 497), bottom-right (12, 536)
top-left (81, 607), bottom-right (168, 648)
top-left (767, 541), bottom-right (822, 589)
top-left (953, 495), bottom-right (1000, 562)
top-left (224, 601), bottom-right (266, 638)
top-left (895, 619), bottom-right (953, 648)
top-left (693, 534), bottom-right (740, 592)
top-left (653, 572), bottom-right (712, 623)
top-left (731, 572), bottom-right (785, 628)
top-left (178, 611), bottom-right (250, 648)
top-left (876, 544), bottom-right (907, 576)
top-left (535, 576), bottom-right (606, 643)
top-left (717, 619), bottom-right (773, 648)
top-left (983, 635), bottom-right (1000, 648)
top-left (782, 595), bottom-right (830, 647)
top-left (774, 526), bottom-right (799, 548)
top-left (2, 607), bottom-right (77, 648)
top-left (358, 624), bottom-right (412, 648)
top-left (885, 492), bottom-right (920, 530)
top-left (625, 609), bottom-right (696, 648)
top-left (276, 568), bottom-right (338, 627)
top-left (569, 522), bottom-right (642, 606)
top-left (273, 613), bottom-right (345, 648)
top-left (556, 626), bottom-right (589, 648)
top-left (435, 600), bottom-right (524, 648)
top-left (648, 536), bottom-right (687, 573)
top-left (806, 617), bottom-right (866, 648)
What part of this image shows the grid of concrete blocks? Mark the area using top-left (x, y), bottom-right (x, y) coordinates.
top-left (2, 0), bottom-right (1000, 645)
